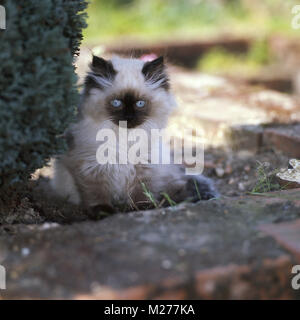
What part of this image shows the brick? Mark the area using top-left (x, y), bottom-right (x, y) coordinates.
top-left (263, 125), bottom-right (300, 158)
top-left (225, 125), bottom-right (263, 152)
top-left (75, 277), bottom-right (188, 300)
top-left (75, 285), bottom-right (152, 300)
top-left (2, 191), bottom-right (300, 299)
top-left (248, 77), bottom-right (292, 93)
top-left (259, 219), bottom-right (300, 263)
top-left (105, 37), bottom-right (251, 68)
top-left (195, 256), bottom-right (296, 299)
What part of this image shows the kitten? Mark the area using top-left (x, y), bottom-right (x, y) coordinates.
top-left (51, 55), bottom-right (218, 213)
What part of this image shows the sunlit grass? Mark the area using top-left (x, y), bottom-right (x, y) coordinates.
top-left (251, 161), bottom-right (281, 194)
top-left (197, 40), bottom-right (271, 76)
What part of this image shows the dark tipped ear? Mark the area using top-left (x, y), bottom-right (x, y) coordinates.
top-left (142, 56), bottom-right (169, 90)
top-left (85, 55), bottom-right (117, 92)
top-left (142, 56), bottom-right (164, 74)
top-left (90, 55), bottom-right (116, 77)
top-left (92, 55), bottom-right (107, 69)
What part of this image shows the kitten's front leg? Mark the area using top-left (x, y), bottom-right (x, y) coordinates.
top-left (75, 175), bottom-right (116, 214)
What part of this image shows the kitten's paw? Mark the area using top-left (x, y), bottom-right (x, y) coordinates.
top-left (186, 175), bottom-right (219, 201)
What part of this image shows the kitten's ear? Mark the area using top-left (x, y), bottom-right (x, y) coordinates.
top-left (85, 55), bottom-right (117, 91)
top-left (142, 56), bottom-right (169, 90)
top-left (90, 55), bottom-right (116, 77)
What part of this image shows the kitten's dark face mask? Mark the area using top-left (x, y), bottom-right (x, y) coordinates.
top-left (106, 90), bottom-right (150, 128)
top-left (84, 55), bottom-right (169, 128)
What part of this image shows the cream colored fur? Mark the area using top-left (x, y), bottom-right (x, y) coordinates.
top-left (51, 56), bottom-right (180, 210)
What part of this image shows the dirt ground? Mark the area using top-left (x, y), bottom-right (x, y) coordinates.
top-left (0, 50), bottom-right (299, 299)
top-left (0, 144), bottom-right (290, 227)
top-left (0, 48), bottom-right (296, 226)
top-left (205, 146), bottom-right (289, 197)
top-left (2, 190), bottom-right (300, 299)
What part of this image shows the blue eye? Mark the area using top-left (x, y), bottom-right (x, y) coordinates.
top-left (136, 100), bottom-right (145, 108)
top-left (111, 99), bottom-right (122, 108)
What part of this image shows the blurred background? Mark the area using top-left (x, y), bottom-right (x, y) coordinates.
top-left (2, 1), bottom-right (300, 299)
top-left (79, 0), bottom-right (300, 91)
top-left (76, 0), bottom-right (300, 196)
top-left (83, 0), bottom-right (297, 43)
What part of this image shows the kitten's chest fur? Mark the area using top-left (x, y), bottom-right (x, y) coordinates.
top-left (99, 163), bottom-right (136, 205)
top-left (68, 118), bottom-right (139, 205)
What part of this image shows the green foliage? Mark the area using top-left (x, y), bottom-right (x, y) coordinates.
top-left (161, 192), bottom-right (176, 207)
top-left (251, 161), bottom-right (281, 194)
top-left (248, 40), bottom-right (270, 65)
top-left (193, 179), bottom-right (202, 201)
top-left (0, 0), bottom-right (87, 190)
top-left (83, 0), bottom-right (239, 43)
top-left (197, 40), bottom-right (271, 76)
top-left (141, 182), bottom-right (158, 208)
top-left (83, 0), bottom-right (296, 44)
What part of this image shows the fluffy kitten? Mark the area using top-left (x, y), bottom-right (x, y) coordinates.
top-left (51, 55), bottom-right (218, 213)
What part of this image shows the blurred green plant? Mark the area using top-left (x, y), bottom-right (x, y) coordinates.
top-left (83, 0), bottom-right (297, 44)
top-left (0, 0), bottom-right (87, 195)
top-left (248, 40), bottom-right (270, 65)
top-left (251, 161), bottom-right (281, 194)
top-left (197, 40), bottom-right (271, 76)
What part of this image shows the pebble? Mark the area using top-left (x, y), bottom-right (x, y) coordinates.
top-left (228, 178), bottom-right (236, 185)
top-left (178, 249), bottom-right (186, 257)
top-left (215, 167), bottom-right (225, 177)
top-left (39, 223), bottom-right (59, 230)
top-left (238, 182), bottom-right (246, 191)
top-left (225, 164), bottom-right (232, 175)
top-left (244, 165), bottom-right (251, 172)
top-left (21, 248), bottom-right (30, 257)
top-left (161, 259), bottom-right (172, 270)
